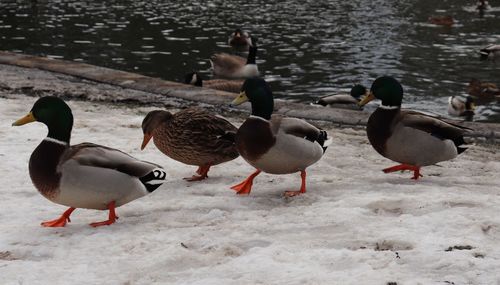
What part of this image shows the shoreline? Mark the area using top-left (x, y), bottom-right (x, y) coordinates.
top-left (0, 51), bottom-right (499, 142)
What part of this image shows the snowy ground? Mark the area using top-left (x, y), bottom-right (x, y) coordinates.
top-left (1, 95), bottom-right (500, 285)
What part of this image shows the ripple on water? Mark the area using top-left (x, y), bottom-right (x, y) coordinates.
top-left (0, 0), bottom-right (499, 122)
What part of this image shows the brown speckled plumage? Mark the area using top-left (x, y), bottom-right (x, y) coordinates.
top-left (143, 108), bottom-right (239, 168)
top-left (203, 79), bottom-right (244, 93)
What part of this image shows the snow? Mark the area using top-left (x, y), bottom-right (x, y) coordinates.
top-left (1, 96), bottom-right (500, 285)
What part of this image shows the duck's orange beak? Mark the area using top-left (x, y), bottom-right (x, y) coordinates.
top-left (141, 134), bottom-right (152, 150)
top-left (358, 92), bottom-right (375, 107)
top-left (12, 112), bottom-right (36, 126)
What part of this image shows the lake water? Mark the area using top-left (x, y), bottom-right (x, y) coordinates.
top-left (1, 0), bottom-right (499, 122)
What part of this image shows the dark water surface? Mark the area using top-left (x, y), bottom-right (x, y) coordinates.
top-left (1, 0), bottom-right (499, 122)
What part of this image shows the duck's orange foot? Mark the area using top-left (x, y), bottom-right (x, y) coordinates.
top-left (90, 218), bottom-right (118, 227)
top-left (383, 164), bottom-right (423, 180)
top-left (184, 165), bottom-right (211, 182)
top-left (183, 174), bottom-right (208, 182)
top-left (283, 171), bottom-right (307, 197)
top-left (90, 201), bottom-right (118, 227)
top-left (283, 190), bottom-right (304, 197)
top-left (41, 207), bottom-right (76, 227)
top-left (231, 169), bottom-right (261, 195)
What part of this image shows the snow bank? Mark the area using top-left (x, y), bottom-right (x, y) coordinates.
top-left (1, 96), bottom-right (499, 285)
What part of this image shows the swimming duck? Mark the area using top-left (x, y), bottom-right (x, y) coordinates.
top-left (228, 29), bottom-right (252, 49)
top-left (467, 78), bottom-right (500, 98)
top-left (141, 108), bottom-right (239, 181)
top-left (448, 96), bottom-right (475, 120)
top-left (210, 38), bottom-right (259, 79)
top-left (230, 77), bottom-right (330, 196)
top-left (477, 0), bottom-right (491, 10)
top-left (315, 84), bottom-right (368, 109)
top-left (12, 96), bottom-right (166, 227)
top-left (358, 76), bottom-right (470, 180)
top-left (184, 71), bottom-right (243, 93)
top-left (428, 15), bottom-right (454, 26)
top-left (479, 44), bottom-right (500, 60)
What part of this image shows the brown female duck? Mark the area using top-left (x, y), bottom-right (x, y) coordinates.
top-left (185, 71), bottom-right (243, 93)
top-left (141, 108), bottom-right (239, 181)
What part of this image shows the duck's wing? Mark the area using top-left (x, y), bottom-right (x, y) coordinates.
top-left (61, 143), bottom-right (162, 178)
top-left (210, 53), bottom-right (246, 71)
top-left (316, 94), bottom-right (358, 106)
top-left (204, 79), bottom-right (244, 93)
top-left (399, 110), bottom-right (471, 152)
top-left (482, 44), bottom-right (500, 52)
top-left (273, 116), bottom-right (331, 150)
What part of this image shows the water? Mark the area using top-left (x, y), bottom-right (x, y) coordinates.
top-left (1, 0), bottom-right (499, 122)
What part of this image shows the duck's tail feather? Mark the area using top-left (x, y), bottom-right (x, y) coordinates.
top-left (317, 130), bottom-right (332, 153)
top-left (140, 168), bottom-right (167, 192)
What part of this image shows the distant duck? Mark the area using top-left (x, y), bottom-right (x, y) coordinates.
top-left (477, 0), bottom-right (491, 10)
top-left (479, 44), bottom-right (500, 60)
top-left (229, 78), bottom-right (331, 197)
top-left (228, 29), bottom-right (252, 49)
top-left (358, 76), bottom-right (470, 180)
top-left (184, 71), bottom-right (243, 93)
top-left (315, 84), bottom-right (368, 109)
top-left (12, 96), bottom-right (166, 227)
top-left (467, 78), bottom-right (500, 98)
top-left (428, 15), bottom-right (454, 26)
top-left (448, 96), bottom-right (475, 120)
top-left (141, 108), bottom-right (239, 181)
top-left (210, 37), bottom-right (259, 79)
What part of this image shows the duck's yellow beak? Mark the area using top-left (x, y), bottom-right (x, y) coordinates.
top-left (358, 92), bottom-right (375, 107)
top-left (230, 91), bottom-right (248, 106)
top-left (12, 112), bottom-right (36, 126)
top-left (141, 134), bottom-right (152, 150)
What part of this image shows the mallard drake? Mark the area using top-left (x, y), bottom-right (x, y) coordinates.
top-left (141, 107), bottom-right (239, 181)
top-left (210, 38), bottom-right (259, 79)
top-left (358, 76), bottom-right (470, 180)
top-left (467, 78), bottom-right (500, 98)
top-left (12, 96), bottom-right (166, 227)
top-left (315, 84), bottom-right (367, 109)
top-left (448, 96), bottom-right (475, 120)
top-left (229, 78), bottom-right (331, 197)
top-left (184, 72), bottom-right (243, 93)
top-left (228, 29), bottom-right (252, 49)
top-left (479, 44), bottom-right (500, 60)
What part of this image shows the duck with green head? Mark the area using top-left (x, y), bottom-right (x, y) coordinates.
top-left (230, 77), bottom-right (331, 196)
top-left (12, 96), bottom-right (166, 227)
top-left (315, 84), bottom-right (368, 109)
top-left (358, 76), bottom-right (470, 179)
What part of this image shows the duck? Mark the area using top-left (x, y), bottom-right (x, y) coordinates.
top-left (210, 37), bottom-right (259, 79)
top-left (229, 77), bottom-right (331, 197)
top-left (428, 15), bottom-right (454, 26)
top-left (141, 107), bottom-right (239, 181)
top-left (477, 0), bottom-right (491, 10)
top-left (479, 44), bottom-right (500, 60)
top-left (358, 76), bottom-right (470, 180)
top-left (228, 28), bottom-right (252, 49)
top-left (448, 96), bottom-right (475, 120)
top-left (315, 84), bottom-right (368, 109)
top-left (12, 96), bottom-right (166, 227)
top-left (184, 71), bottom-right (243, 93)
top-left (467, 78), bottom-right (500, 98)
